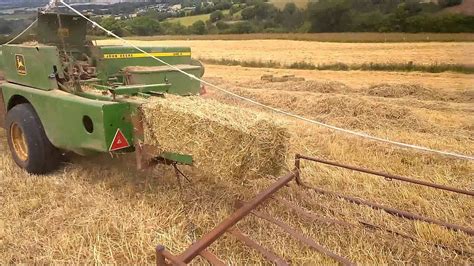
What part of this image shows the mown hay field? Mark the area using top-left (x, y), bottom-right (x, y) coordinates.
top-left (1, 39), bottom-right (473, 264)
top-left (100, 39), bottom-right (474, 66)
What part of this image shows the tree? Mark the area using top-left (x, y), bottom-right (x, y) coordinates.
top-left (307, 0), bottom-right (353, 32)
top-left (351, 11), bottom-right (386, 32)
top-left (189, 20), bottom-right (207, 34)
top-left (0, 19), bottom-right (12, 35)
top-left (278, 3), bottom-right (305, 31)
top-left (438, 0), bottom-right (462, 7)
top-left (228, 21), bottom-right (254, 33)
top-left (161, 22), bottom-right (189, 35)
top-left (100, 17), bottom-right (124, 36)
top-left (254, 2), bottom-right (277, 20)
top-left (128, 16), bottom-right (161, 36)
top-left (241, 7), bottom-right (256, 20)
top-left (210, 10), bottom-right (224, 22)
top-left (229, 5), bottom-right (242, 15)
top-left (216, 20), bottom-right (230, 30)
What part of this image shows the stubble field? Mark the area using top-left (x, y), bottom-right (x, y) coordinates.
top-left (1, 38), bottom-right (473, 264)
top-left (100, 39), bottom-right (474, 66)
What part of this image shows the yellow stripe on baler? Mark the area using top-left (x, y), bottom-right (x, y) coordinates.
top-left (103, 52), bottom-right (191, 59)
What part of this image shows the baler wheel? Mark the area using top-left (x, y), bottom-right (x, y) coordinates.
top-left (6, 103), bottom-right (61, 174)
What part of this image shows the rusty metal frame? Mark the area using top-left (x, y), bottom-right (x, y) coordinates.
top-left (0, 89), bottom-right (6, 129)
top-left (295, 154), bottom-right (474, 236)
top-left (131, 107), bottom-right (158, 170)
top-left (156, 169), bottom-right (355, 265)
top-left (296, 154), bottom-right (474, 196)
top-left (155, 154), bottom-right (473, 265)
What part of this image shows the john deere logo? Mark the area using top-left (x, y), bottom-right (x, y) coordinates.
top-left (15, 55), bottom-right (27, 75)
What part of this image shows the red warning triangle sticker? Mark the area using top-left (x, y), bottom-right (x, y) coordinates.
top-left (109, 128), bottom-right (130, 151)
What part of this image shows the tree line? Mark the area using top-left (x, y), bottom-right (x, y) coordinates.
top-left (93, 0), bottom-right (473, 36)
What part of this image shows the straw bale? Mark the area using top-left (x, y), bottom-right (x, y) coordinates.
top-left (141, 95), bottom-right (290, 180)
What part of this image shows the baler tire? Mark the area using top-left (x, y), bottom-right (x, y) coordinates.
top-left (5, 103), bottom-right (61, 174)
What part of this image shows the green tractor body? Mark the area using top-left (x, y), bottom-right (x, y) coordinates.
top-left (0, 11), bottom-right (202, 173)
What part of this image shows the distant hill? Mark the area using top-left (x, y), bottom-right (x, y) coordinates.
top-left (65, 0), bottom-right (150, 3)
top-left (268, 0), bottom-right (471, 11)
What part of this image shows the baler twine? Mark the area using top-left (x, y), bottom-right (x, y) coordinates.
top-left (58, 0), bottom-right (473, 161)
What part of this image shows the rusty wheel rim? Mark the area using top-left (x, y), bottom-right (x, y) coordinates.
top-left (10, 122), bottom-right (29, 162)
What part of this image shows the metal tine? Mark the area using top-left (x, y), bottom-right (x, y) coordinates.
top-left (177, 171), bottom-right (297, 263)
top-left (303, 184), bottom-right (474, 236)
top-left (278, 196), bottom-right (417, 241)
top-left (251, 210), bottom-right (355, 266)
top-left (199, 250), bottom-right (226, 266)
top-left (227, 228), bottom-right (289, 266)
top-left (296, 155), bottom-right (474, 197)
top-left (280, 197), bottom-right (473, 256)
top-left (156, 245), bottom-right (186, 266)
top-left (274, 197), bottom-right (353, 227)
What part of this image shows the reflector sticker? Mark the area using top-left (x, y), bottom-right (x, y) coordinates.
top-left (109, 128), bottom-right (130, 151)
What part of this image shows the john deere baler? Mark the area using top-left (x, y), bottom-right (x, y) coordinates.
top-left (0, 11), bottom-right (204, 174)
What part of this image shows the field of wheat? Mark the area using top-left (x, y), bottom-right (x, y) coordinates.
top-left (1, 38), bottom-right (473, 264)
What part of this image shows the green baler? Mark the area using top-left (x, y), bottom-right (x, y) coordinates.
top-left (0, 11), bottom-right (204, 174)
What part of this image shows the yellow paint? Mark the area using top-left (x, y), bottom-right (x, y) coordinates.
top-left (10, 122), bottom-right (29, 162)
top-left (103, 52), bottom-right (191, 59)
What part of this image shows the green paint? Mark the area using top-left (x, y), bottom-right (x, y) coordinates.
top-left (96, 46), bottom-right (192, 80)
top-left (1, 83), bottom-right (133, 155)
top-left (37, 13), bottom-right (88, 51)
top-left (161, 152), bottom-right (193, 165)
top-left (126, 66), bottom-right (202, 96)
top-left (0, 12), bottom-right (203, 165)
top-left (0, 49), bottom-right (4, 71)
top-left (1, 45), bottom-right (62, 91)
top-left (112, 83), bottom-right (171, 95)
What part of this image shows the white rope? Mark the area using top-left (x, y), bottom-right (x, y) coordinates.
top-left (60, 0), bottom-right (474, 161)
top-left (2, 18), bottom-right (38, 45)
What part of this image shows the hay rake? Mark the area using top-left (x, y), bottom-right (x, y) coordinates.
top-left (156, 154), bottom-right (473, 265)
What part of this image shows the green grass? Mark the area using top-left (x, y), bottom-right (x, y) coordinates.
top-left (167, 14), bottom-right (211, 26)
top-left (199, 58), bottom-right (474, 74)
top-left (270, 0), bottom-right (310, 9)
top-left (0, 13), bottom-right (35, 20)
top-left (167, 10), bottom-right (230, 26)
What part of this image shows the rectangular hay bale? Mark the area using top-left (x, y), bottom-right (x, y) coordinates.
top-left (142, 95), bottom-right (290, 180)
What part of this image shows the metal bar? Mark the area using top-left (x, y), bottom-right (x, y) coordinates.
top-left (0, 91), bottom-right (6, 129)
top-left (281, 196), bottom-right (473, 258)
top-left (131, 109), bottom-right (149, 171)
top-left (156, 245), bottom-right (186, 266)
top-left (296, 154), bottom-right (473, 197)
top-left (304, 184), bottom-right (474, 236)
top-left (199, 250), bottom-right (226, 266)
top-left (302, 198), bottom-right (473, 256)
top-left (251, 211), bottom-right (354, 266)
top-left (227, 228), bottom-right (289, 266)
top-left (113, 83), bottom-right (170, 95)
top-left (294, 154), bottom-right (302, 185)
top-left (178, 171), bottom-right (297, 263)
top-left (275, 198), bottom-right (353, 227)
top-left (156, 246), bottom-right (167, 266)
top-left (92, 84), bottom-right (111, 91)
top-left (116, 83), bottom-right (170, 90)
